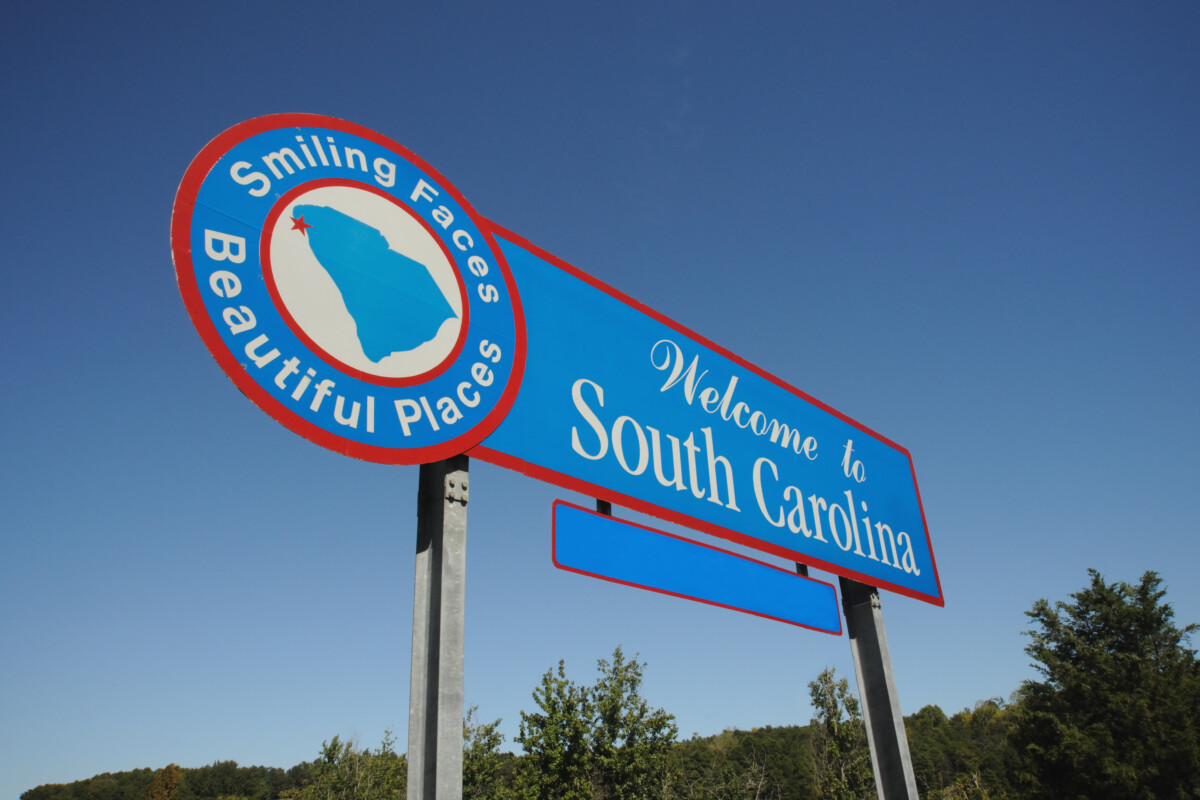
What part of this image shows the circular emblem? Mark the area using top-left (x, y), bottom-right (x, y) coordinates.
top-left (171, 114), bottom-right (526, 463)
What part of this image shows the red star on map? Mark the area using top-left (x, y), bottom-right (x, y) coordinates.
top-left (291, 215), bottom-right (312, 236)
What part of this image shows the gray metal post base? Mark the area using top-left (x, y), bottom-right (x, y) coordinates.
top-left (408, 456), bottom-right (469, 800)
top-left (840, 577), bottom-right (919, 800)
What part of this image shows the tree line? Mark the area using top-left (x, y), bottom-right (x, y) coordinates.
top-left (23, 570), bottom-right (1200, 800)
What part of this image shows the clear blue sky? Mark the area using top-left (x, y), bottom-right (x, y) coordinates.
top-left (3, 2), bottom-right (1198, 798)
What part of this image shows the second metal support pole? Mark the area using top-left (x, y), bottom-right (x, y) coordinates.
top-left (840, 576), bottom-right (920, 800)
top-left (408, 456), bottom-right (469, 800)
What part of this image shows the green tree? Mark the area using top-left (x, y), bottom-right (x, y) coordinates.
top-left (905, 704), bottom-right (954, 795)
top-left (937, 771), bottom-right (1002, 800)
top-left (515, 659), bottom-right (594, 800)
top-left (143, 766), bottom-right (184, 800)
top-left (515, 647), bottom-right (678, 800)
top-left (665, 726), bottom-right (812, 800)
top-left (906, 700), bottom-right (1019, 799)
top-left (946, 701), bottom-right (1017, 798)
top-left (463, 706), bottom-right (514, 799)
top-left (282, 733), bottom-right (405, 800)
top-left (667, 730), bottom-right (744, 800)
top-left (590, 648), bottom-right (679, 799)
top-left (1013, 569), bottom-right (1200, 799)
top-left (22, 763), bottom-right (299, 800)
top-left (808, 668), bottom-right (874, 800)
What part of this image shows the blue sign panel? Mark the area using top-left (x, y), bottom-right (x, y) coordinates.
top-left (553, 502), bottom-right (841, 634)
top-left (475, 232), bottom-right (942, 605)
top-left (175, 115), bottom-right (941, 606)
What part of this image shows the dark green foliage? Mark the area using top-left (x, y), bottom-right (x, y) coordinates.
top-left (667, 730), bottom-right (750, 799)
top-left (189, 763), bottom-right (300, 800)
top-left (143, 766), bottom-right (184, 800)
top-left (515, 659), bottom-right (594, 799)
top-left (1012, 570), bottom-right (1200, 800)
top-left (590, 648), bottom-right (680, 799)
top-left (723, 726), bottom-right (816, 800)
top-left (185, 762), bottom-right (295, 800)
top-left (666, 726), bottom-right (816, 800)
top-left (906, 704), bottom-right (953, 794)
top-left (514, 647), bottom-right (678, 800)
top-left (463, 706), bottom-right (515, 799)
top-left (22, 770), bottom-right (157, 800)
top-left (282, 733), bottom-right (405, 800)
top-left (808, 668), bottom-right (873, 800)
top-left (22, 762), bottom-right (302, 800)
top-left (905, 701), bottom-right (1018, 799)
top-left (25, 570), bottom-right (1200, 800)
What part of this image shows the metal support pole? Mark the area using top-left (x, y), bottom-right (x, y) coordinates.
top-left (408, 456), bottom-right (469, 800)
top-left (840, 577), bottom-right (919, 800)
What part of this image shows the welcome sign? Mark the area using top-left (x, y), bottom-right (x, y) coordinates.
top-left (172, 114), bottom-right (942, 606)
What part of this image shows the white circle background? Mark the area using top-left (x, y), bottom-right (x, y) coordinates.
top-left (268, 185), bottom-right (465, 379)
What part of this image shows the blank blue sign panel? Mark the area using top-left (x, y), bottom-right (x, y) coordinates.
top-left (552, 502), bottom-right (841, 634)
